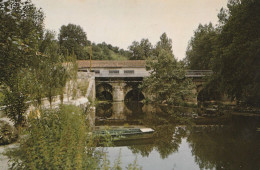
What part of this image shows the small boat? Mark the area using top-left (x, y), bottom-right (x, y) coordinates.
top-left (93, 127), bottom-right (154, 137)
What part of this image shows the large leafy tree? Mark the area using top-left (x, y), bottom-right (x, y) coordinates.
top-left (142, 33), bottom-right (194, 105)
top-left (0, 0), bottom-right (44, 126)
top-left (0, 0), bottom-right (44, 85)
top-left (58, 24), bottom-right (88, 60)
top-left (0, 1), bottom-right (69, 125)
top-left (185, 23), bottom-right (217, 70)
top-left (213, 0), bottom-right (260, 105)
top-left (128, 38), bottom-right (153, 60)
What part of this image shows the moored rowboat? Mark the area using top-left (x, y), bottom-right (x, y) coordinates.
top-left (93, 128), bottom-right (154, 137)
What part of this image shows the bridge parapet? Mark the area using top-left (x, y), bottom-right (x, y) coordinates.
top-left (91, 68), bottom-right (150, 78)
top-left (79, 68), bottom-right (212, 78)
top-left (185, 70), bottom-right (213, 77)
top-left (77, 60), bottom-right (212, 78)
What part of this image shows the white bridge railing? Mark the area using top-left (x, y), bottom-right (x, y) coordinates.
top-left (78, 69), bottom-right (213, 78)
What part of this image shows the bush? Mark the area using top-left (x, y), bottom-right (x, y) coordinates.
top-left (5, 105), bottom-right (101, 169)
top-left (0, 120), bottom-right (18, 145)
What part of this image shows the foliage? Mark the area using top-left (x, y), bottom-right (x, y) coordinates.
top-left (40, 31), bottom-right (68, 107)
top-left (87, 42), bottom-right (130, 60)
top-left (185, 23), bottom-right (217, 70)
top-left (5, 105), bottom-right (102, 169)
top-left (0, 0), bottom-right (44, 85)
top-left (5, 105), bottom-right (142, 169)
top-left (0, 90), bottom-right (4, 106)
top-left (128, 39), bottom-right (153, 60)
top-left (213, 0), bottom-right (260, 106)
top-left (59, 23), bottom-right (89, 60)
top-left (184, 0), bottom-right (260, 106)
top-left (0, 0), bottom-right (69, 125)
top-left (197, 77), bottom-right (222, 102)
top-left (0, 0), bottom-right (44, 125)
top-left (0, 120), bottom-right (18, 145)
top-left (2, 70), bottom-right (34, 126)
top-left (28, 30), bottom-right (68, 107)
top-left (142, 49), bottom-right (194, 105)
top-left (154, 33), bottom-right (173, 56)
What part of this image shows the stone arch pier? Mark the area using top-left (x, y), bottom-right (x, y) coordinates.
top-left (95, 77), bottom-right (145, 102)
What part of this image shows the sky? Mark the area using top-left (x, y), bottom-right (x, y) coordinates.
top-left (32, 0), bottom-right (228, 60)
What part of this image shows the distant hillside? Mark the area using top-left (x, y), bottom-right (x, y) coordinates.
top-left (89, 42), bottom-right (131, 60)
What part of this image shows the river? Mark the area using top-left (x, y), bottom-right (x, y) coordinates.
top-left (96, 102), bottom-right (260, 170)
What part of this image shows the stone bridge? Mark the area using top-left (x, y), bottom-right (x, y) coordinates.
top-left (77, 60), bottom-right (212, 103)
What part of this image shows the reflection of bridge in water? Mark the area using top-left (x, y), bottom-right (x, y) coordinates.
top-left (77, 60), bottom-right (212, 102)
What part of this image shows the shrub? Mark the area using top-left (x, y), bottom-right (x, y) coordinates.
top-left (0, 120), bottom-right (18, 145)
top-left (5, 105), bottom-right (101, 169)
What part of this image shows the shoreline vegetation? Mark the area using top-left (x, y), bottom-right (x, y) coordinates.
top-left (3, 105), bottom-right (142, 169)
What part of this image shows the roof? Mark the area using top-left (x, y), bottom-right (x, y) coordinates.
top-left (77, 60), bottom-right (146, 68)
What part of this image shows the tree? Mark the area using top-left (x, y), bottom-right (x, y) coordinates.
top-left (0, 0), bottom-right (44, 85)
top-left (185, 23), bottom-right (217, 70)
top-left (154, 33), bottom-right (173, 56)
top-left (58, 24), bottom-right (88, 60)
top-left (40, 31), bottom-right (68, 107)
top-left (128, 39), bottom-right (153, 60)
top-left (88, 42), bottom-right (130, 60)
top-left (142, 33), bottom-right (194, 105)
top-left (213, 0), bottom-right (260, 105)
top-left (2, 71), bottom-right (31, 127)
top-left (142, 50), bottom-right (194, 105)
top-left (0, 0), bottom-right (44, 126)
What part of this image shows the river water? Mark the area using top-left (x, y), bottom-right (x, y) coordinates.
top-left (96, 102), bottom-right (260, 170)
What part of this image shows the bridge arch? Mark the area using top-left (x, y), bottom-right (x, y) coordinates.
top-left (124, 89), bottom-right (145, 102)
top-left (123, 82), bottom-right (145, 102)
top-left (96, 83), bottom-right (113, 101)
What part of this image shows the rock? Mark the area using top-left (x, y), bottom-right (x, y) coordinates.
top-left (0, 120), bottom-right (18, 145)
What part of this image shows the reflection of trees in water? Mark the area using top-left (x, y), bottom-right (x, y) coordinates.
top-left (124, 102), bottom-right (144, 114)
top-left (127, 106), bottom-right (194, 159)
top-left (97, 103), bottom-right (260, 169)
top-left (186, 116), bottom-right (260, 170)
top-left (128, 144), bottom-right (154, 157)
top-left (126, 125), bottom-right (188, 159)
top-left (154, 125), bottom-right (187, 159)
top-left (125, 106), bottom-right (260, 169)
top-left (142, 105), bottom-right (195, 126)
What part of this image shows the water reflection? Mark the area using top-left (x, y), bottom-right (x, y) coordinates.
top-left (96, 102), bottom-right (260, 169)
top-left (187, 116), bottom-right (260, 170)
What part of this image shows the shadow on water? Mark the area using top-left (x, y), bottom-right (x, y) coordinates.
top-left (95, 102), bottom-right (260, 169)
